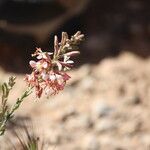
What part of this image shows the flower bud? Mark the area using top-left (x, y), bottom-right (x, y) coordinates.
top-left (65, 51), bottom-right (80, 57)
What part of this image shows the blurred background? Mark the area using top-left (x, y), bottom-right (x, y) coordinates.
top-left (0, 0), bottom-right (150, 149)
top-left (0, 0), bottom-right (149, 72)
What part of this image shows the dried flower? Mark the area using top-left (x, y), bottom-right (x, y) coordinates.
top-left (25, 31), bottom-right (84, 98)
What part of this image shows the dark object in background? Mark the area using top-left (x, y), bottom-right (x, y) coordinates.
top-left (0, 0), bottom-right (88, 43)
top-left (83, 0), bottom-right (150, 59)
top-left (0, 0), bottom-right (150, 72)
top-left (0, 0), bottom-right (89, 72)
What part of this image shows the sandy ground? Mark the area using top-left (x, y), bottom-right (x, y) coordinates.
top-left (0, 52), bottom-right (150, 150)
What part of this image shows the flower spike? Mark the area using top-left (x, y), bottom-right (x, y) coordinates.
top-left (25, 31), bottom-right (84, 98)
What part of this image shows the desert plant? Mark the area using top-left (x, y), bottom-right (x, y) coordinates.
top-left (0, 31), bottom-right (84, 136)
top-left (12, 124), bottom-right (46, 150)
top-left (4, 122), bottom-right (47, 150)
top-left (0, 77), bottom-right (32, 135)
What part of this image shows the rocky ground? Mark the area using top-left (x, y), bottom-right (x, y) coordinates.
top-left (0, 52), bottom-right (150, 150)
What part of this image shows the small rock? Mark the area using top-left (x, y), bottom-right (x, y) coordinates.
top-left (66, 115), bottom-right (93, 129)
top-left (120, 121), bottom-right (141, 135)
top-left (95, 119), bottom-right (117, 133)
top-left (83, 135), bottom-right (100, 150)
top-left (124, 95), bottom-right (141, 105)
top-left (92, 101), bottom-right (114, 118)
top-left (48, 126), bottom-right (73, 145)
top-left (46, 126), bottom-right (62, 145)
top-left (141, 134), bottom-right (150, 146)
top-left (49, 131), bottom-right (61, 145)
top-left (70, 64), bottom-right (91, 85)
top-left (61, 106), bottom-right (78, 122)
top-left (79, 76), bottom-right (95, 92)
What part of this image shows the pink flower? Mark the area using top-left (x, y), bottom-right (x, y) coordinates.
top-left (32, 48), bottom-right (53, 60)
top-left (25, 31), bottom-right (83, 98)
top-left (25, 49), bottom-right (71, 98)
top-left (29, 60), bottom-right (36, 68)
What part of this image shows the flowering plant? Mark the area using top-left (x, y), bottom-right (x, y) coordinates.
top-left (25, 31), bottom-right (84, 98)
top-left (0, 31), bottom-right (84, 135)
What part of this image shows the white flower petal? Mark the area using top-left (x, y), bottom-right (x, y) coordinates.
top-left (42, 62), bottom-right (48, 68)
top-left (64, 55), bottom-right (70, 62)
top-left (56, 74), bottom-right (63, 84)
top-left (41, 72), bottom-right (49, 80)
top-left (48, 52), bottom-right (53, 55)
top-left (29, 60), bottom-right (36, 68)
top-left (42, 53), bottom-right (48, 59)
top-left (66, 60), bottom-right (74, 64)
top-left (45, 88), bottom-right (53, 95)
top-left (49, 74), bottom-right (56, 81)
top-left (55, 74), bottom-right (62, 80)
top-left (56, 62), bottom-right (62, 71)
top-left (37, 55), bottom-right (42, 59)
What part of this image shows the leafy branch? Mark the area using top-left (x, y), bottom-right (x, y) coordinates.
top-left (0, 77), bottom-right (32, 135)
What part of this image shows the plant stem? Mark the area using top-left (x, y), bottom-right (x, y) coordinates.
top-left (0, 86), bottom-right (33, 136)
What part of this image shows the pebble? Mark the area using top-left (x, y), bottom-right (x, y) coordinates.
top-left (79, 76), bottom-right (95, 92)
top-left (82, 135), bottom-right (100, 150)
top-left (61, 106), bottom-right (78, 122)
top-left (92, 101), bottom-right (114, 118)
top-left (49, 131), bottom-right (62, 145)
top-left (141, 134), bottom-right (150, 146)
top-left (48, 127), bottom-right (73, 145)
top-left (124, 95), bottom-right (141, 105)
top-left (66, 115), bottom-right (93, 129)
top-left (95, 119), bottom-right (117, 133)
top-left (120, 121), bottom-right (141, 135)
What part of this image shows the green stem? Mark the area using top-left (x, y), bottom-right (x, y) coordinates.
top-left (0, 86), bottom-right (33, 136)
top-left (9, 86), bottom-right (33, 116)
